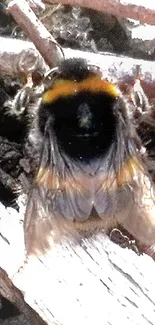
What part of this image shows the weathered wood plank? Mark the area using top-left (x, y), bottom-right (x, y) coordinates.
top-left (0, 200), bottom-right (155, 325)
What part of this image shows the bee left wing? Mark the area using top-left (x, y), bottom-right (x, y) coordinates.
top-left (24, 131), bottom-right (94, 255)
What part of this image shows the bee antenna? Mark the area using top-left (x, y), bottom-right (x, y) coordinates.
top-left (44, 66), bottom-right (59, 79)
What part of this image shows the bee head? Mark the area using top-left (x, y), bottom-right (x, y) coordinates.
top-left (38, 59), bottom-right (122, 161)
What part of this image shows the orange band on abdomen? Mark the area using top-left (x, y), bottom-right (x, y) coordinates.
top-left (43, 76), bottom-right (120, 104)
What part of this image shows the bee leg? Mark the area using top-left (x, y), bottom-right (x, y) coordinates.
top-left (109, 227), bottom-right (140, 255)
top-left (131, 78), bottom-right (150, 114)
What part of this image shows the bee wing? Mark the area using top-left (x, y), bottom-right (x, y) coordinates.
top-left (24, 186), bottom-right (54, 255)
top-left (24, 132), bottom-right (93, 255)
top-left (91, 150), bottom-right (137, 221)
top-left (93, 158), bottom-right (135, 218)
top-left (93, 153), bottom-right (155, 250)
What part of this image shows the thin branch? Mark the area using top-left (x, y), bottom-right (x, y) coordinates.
top-left (7, 0), bottom-right (64, 68)
top-left (44, 0), bottom-right (155, 26)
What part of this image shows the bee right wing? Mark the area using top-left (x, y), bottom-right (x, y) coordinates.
top-left (93, 152), bottom-right (155, 249)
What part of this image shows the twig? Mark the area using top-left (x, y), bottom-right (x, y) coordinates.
top-left (44, 0), bottom-right (155, 26)
top-left (7, 0), bottom-right (64, 68)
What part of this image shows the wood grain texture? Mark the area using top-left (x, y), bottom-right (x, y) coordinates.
top-left (0, 199), bottom-right (155, 325)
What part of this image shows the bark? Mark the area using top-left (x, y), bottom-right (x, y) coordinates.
top-left (44, 0), bottom-right (155, 25)
top-left (7, 0), bottom-right (64, 68)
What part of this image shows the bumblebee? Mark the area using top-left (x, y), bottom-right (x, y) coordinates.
top-left (24, 58), bottom-right (155, 256)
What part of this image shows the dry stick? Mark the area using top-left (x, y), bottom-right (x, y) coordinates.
top-left (44, 0), bottom-right (155, 25)
top-left (7, 0), bottom-right (64, 68)
top-left (8, 0), bottom-right (155, 25)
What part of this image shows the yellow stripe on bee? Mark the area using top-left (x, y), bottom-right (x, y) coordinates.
top-left (43, 76), bottom-right (120, 104)
top-left (36, 168), bottom-right (55, 188)
top-left (100, 156), bottom-right (144, 191)
top-left (36, 156), bottom-right (143, 192)
top-left (36, 167), bottom-right (86, 192)
top-left (116, 156), bottom-right (144, 187)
